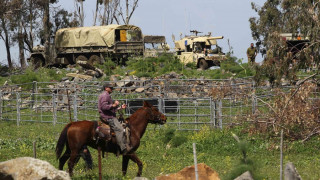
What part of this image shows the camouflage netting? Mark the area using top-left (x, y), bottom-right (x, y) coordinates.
top-left (55, 24), bottom-right (141, 48)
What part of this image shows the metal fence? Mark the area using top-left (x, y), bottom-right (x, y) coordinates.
top-left (2, 78), bottom-right (317, 130)
top-left (0, 79), bottom-right (258, 130)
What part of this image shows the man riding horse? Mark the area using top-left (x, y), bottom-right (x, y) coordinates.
top-left (98, 83), bottom-right (132, 155)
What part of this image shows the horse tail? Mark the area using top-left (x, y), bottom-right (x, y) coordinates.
top-left (56, 123), bottom-right (72, 159)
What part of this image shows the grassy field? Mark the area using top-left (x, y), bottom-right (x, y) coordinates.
top-left (0, 121), bottom-right (320, 180)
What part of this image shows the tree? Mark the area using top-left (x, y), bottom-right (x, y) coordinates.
top-left (52, 9), bottom-right (79, 34)
top-left (0, 0), bottom-right (14, 69)
top-left (117, 0), bottom-right (139, 25)
top-left (101, 0), bottom-right (120, 25)
top-left (10, 0), bottom-right (28, 69)
top-left (250, 0), bottom-right (320, 85)
top-left (93, 0), bottom-right (120, 26)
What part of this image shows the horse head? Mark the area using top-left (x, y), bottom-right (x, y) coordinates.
top-left (143, 101), bottom-right (166, 125)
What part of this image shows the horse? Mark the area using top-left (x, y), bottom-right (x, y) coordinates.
top-left (55, 101), bottom-right (167, 176)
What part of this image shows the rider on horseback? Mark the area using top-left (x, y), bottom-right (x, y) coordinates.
top-left (98, 83), bottom-right (132, 155)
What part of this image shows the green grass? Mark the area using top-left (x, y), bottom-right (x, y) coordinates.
top-left (0, 121), bottom-right (319, 179)
top-left (100, 54), bottom-right (255, 80)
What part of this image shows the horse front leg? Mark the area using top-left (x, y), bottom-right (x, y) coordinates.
top-left (128, 153), bottom-right (143, 177)
top-left (122, 155), bottom-right (130, 176)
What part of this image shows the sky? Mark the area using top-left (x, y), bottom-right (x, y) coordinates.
top-left (0, 0), bottom-right (266, 66)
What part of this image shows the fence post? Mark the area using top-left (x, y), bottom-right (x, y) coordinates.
top-left (32, 81), bottom-right (38, 112)
top-left (193, 143), bottom-right (199, 180)
top-left (73, 93), bottom-right (78, 121)
top-left (218, 99), bottom-right (222, 129)
top-left (280, 129), bottom-right (284, 180)
top-left (0, 91), bottom-right (2, 121)
top-left (158, 96), bottom-right (163, 113)
top-left (252, 95), bottom-right (256, 114)
top-left (33, 141), bottom-right (37, 158)
top-left (210, 97), bottom-right (213, 128)
top-left (194, 99), bottom-right (198, 130)
top-left (213, 100), bottom-right (216, 127)
top-left (178, 98), bottom-right (181, 130)
top-left (52, 94), bottom-right (57, 125)
top-left (252, 80), bottom-right (257, 114)
top-left (16, 92), bottom-right (21, 126)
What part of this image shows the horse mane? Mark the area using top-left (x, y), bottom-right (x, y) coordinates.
top-left (126, 106), bottom-right (150, 123)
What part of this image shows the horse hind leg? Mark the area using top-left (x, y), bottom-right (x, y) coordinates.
top-left (80, 148), bottom-right (93, 170)
top-left (59, 146), bottom-right (71, 170)
top-left (67, 151), bottom-right (80, 176)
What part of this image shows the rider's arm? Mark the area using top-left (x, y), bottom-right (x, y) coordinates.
top-left (99, 93), bottom-right (115, 111)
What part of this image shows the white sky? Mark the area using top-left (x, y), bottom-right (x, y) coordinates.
top-left (0, 0), bottom-right (266, 65)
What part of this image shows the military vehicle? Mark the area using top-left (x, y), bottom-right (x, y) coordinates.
top-left (280, 33), bottom-right (310, 54)
top-left (28, 24), bottom-right (144, 69)
top-left (143, 35), bottom-right (170, 57)
top-left (174, 30), bottom-right (226, 70)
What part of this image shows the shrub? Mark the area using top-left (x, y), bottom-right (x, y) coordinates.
top-left (161, 128), bottom-right (175, 144)
top-left (171, 134), bottom-right (188, 147)
top-left (248, 81), bottom-right (320, 140)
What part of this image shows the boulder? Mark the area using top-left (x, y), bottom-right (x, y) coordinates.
top-left (0, 157), bottom-right (70, 180)
top-left (133, 177), bottom-right (149, 180)
top-left (135, 87), bottom-right (145, 93)
top-left (84, 70), bottom-right (97, 77)
top-left (234, 171), bottom-right (254, 180)
top-left (284, 162), bottom-right (302, 180)
top-left (116, 76), bottom-right (134, 87)
top-left (166, 93), bottom-right (178, 99)
top-left (156, 163), bottom-right (220, 180)
top-left (110, 75), bottom-right (119, 81)
top-left (66, 73), bottom-right (93, 81)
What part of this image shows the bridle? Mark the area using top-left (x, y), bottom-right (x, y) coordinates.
top-left (144, 107), bottom-right (165, 124)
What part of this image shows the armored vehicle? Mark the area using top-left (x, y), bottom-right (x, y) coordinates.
top-left (28, 24), bottom-right (144, 69)
top-left (280, 33), bottom-right (310, 54)
top-left (174, 30), bottom-right (226, 70)
top-left (143, 35), bottom-right (170, 57)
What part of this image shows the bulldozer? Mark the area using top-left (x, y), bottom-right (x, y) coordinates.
top-left (174, 30), bottom-right (226, 70)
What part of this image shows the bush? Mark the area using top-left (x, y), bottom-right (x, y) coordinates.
top-left (248, 82), bottom-right (320, 140)
top-left (161, 128), bottom-right (175, 144)
top-left (171, 134), bottom-right (188, 147)
top-left (223, 134), bottom-right (262, 180)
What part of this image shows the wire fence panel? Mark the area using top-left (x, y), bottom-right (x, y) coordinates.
top-left (1, 79), bottom-right (319, 130)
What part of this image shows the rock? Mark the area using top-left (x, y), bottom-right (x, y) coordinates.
top-left (133, 177), bottom-right (149, 180)
top-left (110, 75), bottom-right (119, 81)
top-left (285, 162), bottom-right (302, 180)
top-left (61, 77), bottom-right (69, 81)
top-left (234, 171), bottom-right (254, 180)
top-left (84, 70), bottom-right (97, 77)
top-left (152, 92), bottom-right (161, 97)
top-left (47, 85), bottom-right (55, 89)
top-left (66, 73), bottom-right (93, 81)
top-left (94, 68), bottom-right (104, 78)
top-left (156, 163), bottom-right (220, 180)
top-left (0, 157), bottom-right (70, 180)
top-left (135, 87), bottom-right (145, 93)
top-left (2, 94), bottom-right (11, 100)
top-left (116, 76), bottom-right (134, 87)
top-left (167, 93), bottom-right (178, 99)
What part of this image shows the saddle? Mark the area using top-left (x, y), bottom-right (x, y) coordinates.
top-left (94, 118), bottom-right (131, 145)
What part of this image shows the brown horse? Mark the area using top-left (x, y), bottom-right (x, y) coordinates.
top-left (55, 101), bottom-right (166, 176)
